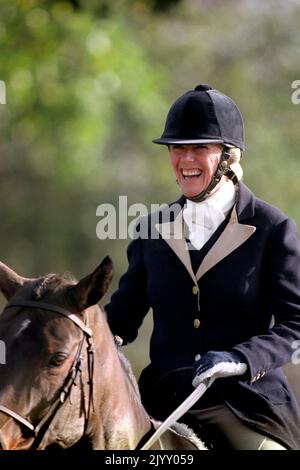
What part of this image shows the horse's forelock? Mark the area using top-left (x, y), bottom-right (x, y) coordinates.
top-left (32, 273), bottom-right (77, 300)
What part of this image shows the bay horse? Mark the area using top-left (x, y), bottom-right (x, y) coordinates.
top-left (0, 258), bottom-right (205, 450)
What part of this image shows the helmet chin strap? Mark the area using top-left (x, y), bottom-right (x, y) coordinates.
top-left (186, 146), bottom-right (233, 203)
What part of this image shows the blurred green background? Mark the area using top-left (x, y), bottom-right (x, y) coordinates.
top-left (0, 0), bottom-right (300, 376)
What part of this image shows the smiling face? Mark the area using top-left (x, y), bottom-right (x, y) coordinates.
top-left (169, 144), bottom-right (223, 198)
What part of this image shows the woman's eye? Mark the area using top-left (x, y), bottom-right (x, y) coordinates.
top-left (47, 352), bottom-right (68, 368)
top-left (171, 145), bottom-right (184, 154)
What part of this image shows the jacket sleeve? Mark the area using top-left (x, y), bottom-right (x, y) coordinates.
top-left (232, 217), bottom-right (300, 382)
top-left (105, 236), bottom-right (150, 344)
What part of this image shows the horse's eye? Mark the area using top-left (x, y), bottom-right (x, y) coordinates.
top-left (47, 352), bottom-right (69, 368)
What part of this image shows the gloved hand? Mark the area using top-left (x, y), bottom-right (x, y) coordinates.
top-left (192, 350), bottom-right (247, 388)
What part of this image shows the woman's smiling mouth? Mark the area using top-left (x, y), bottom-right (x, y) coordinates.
top-left (181, 168), bottom-right (202, 179)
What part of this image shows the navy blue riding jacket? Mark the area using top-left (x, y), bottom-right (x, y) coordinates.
top-left (105, 182), bottom-right (300, 449)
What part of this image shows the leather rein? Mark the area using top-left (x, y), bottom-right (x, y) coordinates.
top-left (0, 300), bottom-right (95, 450)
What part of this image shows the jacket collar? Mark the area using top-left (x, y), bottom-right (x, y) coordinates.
top-left (235, 182), bottom-right (256, 221)
top-left (155, 182), bottom-right (256, 283)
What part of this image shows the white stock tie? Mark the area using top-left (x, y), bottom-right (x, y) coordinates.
top-left (183, 180), bottom-right (236, 250)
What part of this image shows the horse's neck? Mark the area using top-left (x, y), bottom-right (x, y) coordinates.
top-left (90, 310), bottom-right (151, 449)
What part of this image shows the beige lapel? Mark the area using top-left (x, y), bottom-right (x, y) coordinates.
top-left (195, 207), bottom-right (256, 280)
top-left (155, 206), bottom-right (256, 283)
top-left (155, 211), bottom-right (197, 284)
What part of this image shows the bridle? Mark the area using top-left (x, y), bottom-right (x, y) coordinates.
top-left (0, 299), bottom-right (95, 450)
top-left (186, 145), bottom-right (238, 203)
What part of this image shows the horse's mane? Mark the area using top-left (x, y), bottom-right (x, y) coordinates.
top-left (117, 349), bottom-right (142, 401)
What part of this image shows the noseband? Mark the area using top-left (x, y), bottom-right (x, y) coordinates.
top-left (0, 300), bottom-right (95, 449)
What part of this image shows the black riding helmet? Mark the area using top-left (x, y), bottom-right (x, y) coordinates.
top-left (153, 84), bottom-right (244, 202)
top-left (153, 84), bottom-right (244, 150)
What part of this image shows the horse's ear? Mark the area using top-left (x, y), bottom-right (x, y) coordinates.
top-left (68, 256), bottom-right (113, 312)
top-left (0, 262), bottom-right (30, 300)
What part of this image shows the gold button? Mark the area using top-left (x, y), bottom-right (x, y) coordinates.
top-left (192, 286), bottom-right (198, 295)
top-left (194, 318), bottom-right (201, 329)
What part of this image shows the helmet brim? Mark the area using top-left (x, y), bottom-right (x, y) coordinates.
top-left (152, 138), bottom-right (225, 145)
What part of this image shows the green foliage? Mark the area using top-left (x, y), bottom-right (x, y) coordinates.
top-left (0, 0), bottom-right (167, 277)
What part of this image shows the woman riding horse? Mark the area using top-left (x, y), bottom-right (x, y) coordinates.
top-left (105, 84), bottom-right (300, 450)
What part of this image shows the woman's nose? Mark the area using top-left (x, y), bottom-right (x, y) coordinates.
top-left (182, 149), bottom-right (195, 161)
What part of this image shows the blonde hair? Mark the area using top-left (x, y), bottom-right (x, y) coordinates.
top-left (227, 147), bottom-right (243, 181)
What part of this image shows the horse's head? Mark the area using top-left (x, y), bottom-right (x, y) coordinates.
top-left (0, 257), bottom-right (113, 450)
